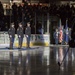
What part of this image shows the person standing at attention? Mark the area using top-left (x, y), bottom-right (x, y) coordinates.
top-left (25, 22), bottom-right (31, 48)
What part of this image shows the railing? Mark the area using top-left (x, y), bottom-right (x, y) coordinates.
top-left (0, 32), bottom-right (50, 46)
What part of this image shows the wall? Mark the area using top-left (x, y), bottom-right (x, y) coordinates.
top-left (0, 32), bottom-right (50, 46)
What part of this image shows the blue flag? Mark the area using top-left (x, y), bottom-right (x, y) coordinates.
top-left (65, 20), bottom-right (69, 44)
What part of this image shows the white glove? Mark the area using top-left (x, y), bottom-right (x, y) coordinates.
top-left (26, 35), bottom-right (28, 37)
top-left (19, 35), bottom-right (21, 37)
top-left (10, 35), bottom-right (12, 37)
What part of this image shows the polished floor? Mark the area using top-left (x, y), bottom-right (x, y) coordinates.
top-left (0, 45), bottom-right (75, 75)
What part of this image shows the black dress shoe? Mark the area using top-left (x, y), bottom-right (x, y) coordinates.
top-left (8, 47), bottom-right (13, 49)
top-left (26, 47), bottom-right (31, 49)
top-left (18, 47), bottom-right (21, 49)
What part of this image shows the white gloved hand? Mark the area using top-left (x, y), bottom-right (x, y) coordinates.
top-left (10, 35), bottom-right (12, 37)
top-left (19, 35), bottom-right (21, 37)
top-left (26, 35), bottom-right (28, 37)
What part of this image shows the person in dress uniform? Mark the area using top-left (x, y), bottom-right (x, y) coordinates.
top-left (8, 23), bottom-right (15, 49)
top-left (53, 29), bottom-right (59, 45)
top-left (25, 22), bottom-right (31, 48)
top-left (17, 23), bottom-right (24, 49)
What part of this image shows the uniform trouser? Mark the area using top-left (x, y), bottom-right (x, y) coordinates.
top-left (26, 35), bottom-right (30, 47)
top-left (18, 37), bottom-right (23, 48)
top-left (55, 38), bottom-right (58, 45)
top-left (9, 37), bottom-right (14, 48)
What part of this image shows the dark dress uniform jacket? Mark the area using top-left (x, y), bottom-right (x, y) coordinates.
top-left (8, 27), bottom-right (15, 37)
top-left (25, 27), bottom-right (31, 36)
top-left (17, 27), bottom-right (24, 38)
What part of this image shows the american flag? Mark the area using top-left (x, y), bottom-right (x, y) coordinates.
top-left (59, 19), bottom-right (63, 43)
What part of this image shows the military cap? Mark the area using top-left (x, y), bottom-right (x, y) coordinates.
top-left (27, 22), bottom-right (30, 24)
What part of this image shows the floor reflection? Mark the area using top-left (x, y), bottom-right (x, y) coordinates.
top-left (0, 46), bottom-right (75, 75)
top-left (58, 47), bottom-right (63, 65)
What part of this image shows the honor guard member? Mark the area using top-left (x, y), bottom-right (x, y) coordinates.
top-left (53, 29), bottom-right (59, 45)
top-left (17, 23), bottom-right (24, 49)
top-left (25, 22), bottom-right (31, 48)
top-left (8, 23), bottom-right (15, 49)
